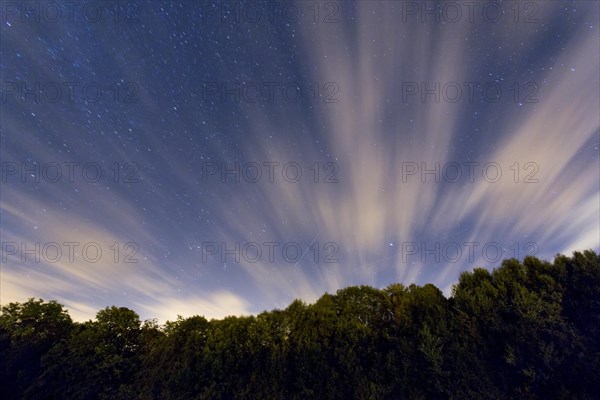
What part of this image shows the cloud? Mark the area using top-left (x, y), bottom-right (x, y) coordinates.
top-left (1, 1), bottom-right (598, 321)
top-left (134, 291), bottom-right (252, 323)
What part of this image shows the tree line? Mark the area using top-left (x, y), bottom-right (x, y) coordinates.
top-left (1, 250), bottom-right (598, 399)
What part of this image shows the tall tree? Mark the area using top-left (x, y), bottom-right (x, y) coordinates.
top-left (2, 251), bottom-right (598, 399)
top-left (0, 298), bottom-right (72, 400)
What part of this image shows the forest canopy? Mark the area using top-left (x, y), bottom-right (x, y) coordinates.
top-left (1, 250), bottom-right (598, 399)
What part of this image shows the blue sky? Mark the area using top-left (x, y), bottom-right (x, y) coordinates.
top-left (1, 1), bottom-right (599, 322)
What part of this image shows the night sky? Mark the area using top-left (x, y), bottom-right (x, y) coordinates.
top-left (1, 1), bottom-right (599, 322)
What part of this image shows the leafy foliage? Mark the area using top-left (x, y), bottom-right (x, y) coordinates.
top-left (1, 251), bottom-right (598, 399)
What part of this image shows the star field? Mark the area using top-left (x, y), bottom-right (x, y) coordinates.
top-left (1, 1), bottom-right (599, 322)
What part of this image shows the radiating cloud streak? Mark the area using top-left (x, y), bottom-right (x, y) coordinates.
top-left (1, 1), bottom-right (598, 322)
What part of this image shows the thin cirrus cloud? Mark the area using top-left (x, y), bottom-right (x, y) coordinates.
top-left (294, 1), bottom-right (599, 288)
top-left (0, 1), bottom-right (598, 322)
